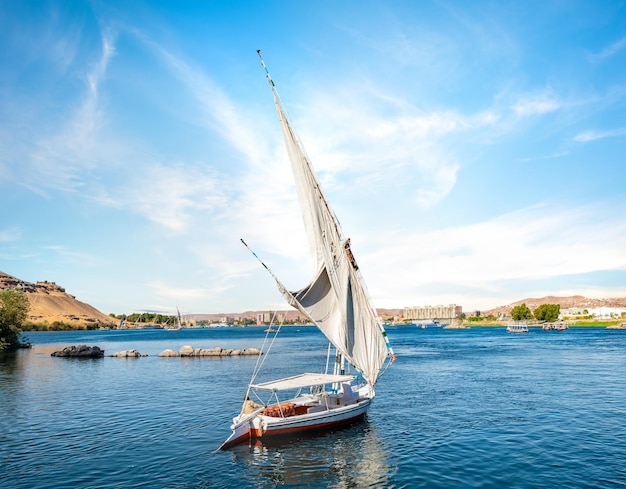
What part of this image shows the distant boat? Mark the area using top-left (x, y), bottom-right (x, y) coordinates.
top-left (542, 321), bottom-right (568, 331)
top-left (140, 324), bottom-right (163, 329)
top-left (165, 307), bottom-right (183, 331)
top-left (219, 51), bottom-right (396, 450)
top-left (507, 321), bottom-right (529, 333)
top-left (414, 319), bottom-right (441, 329)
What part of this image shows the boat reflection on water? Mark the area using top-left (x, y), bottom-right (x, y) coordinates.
top-left (230, 419), bottom-right (394, 487)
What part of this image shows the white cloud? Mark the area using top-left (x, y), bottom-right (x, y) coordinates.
top-left (123, 162), bottom-right (227, 232)
top-left (366, 203), bottom-right (626, 309)
top-left (288, 86), bottom-right (502, 210)
top-left (573, 127), bottom-right (626, 142)
top-left (138, 36), bottom-right (271, 170)
top-left (43, 245), bottom-right (103, 267)
top-left (16, 29), bottom-right (117, 196)
top-left (149, 280), bottom-right (210, 302)
top-left (511, 95), bottom-right (561, 116)
top-left (589, 36), bottom-right (626, 61)
top-left (0, 228), bottom-right (21, 242)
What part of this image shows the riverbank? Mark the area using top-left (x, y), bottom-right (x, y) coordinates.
top-left (460, 319), bottom-right (626, 328)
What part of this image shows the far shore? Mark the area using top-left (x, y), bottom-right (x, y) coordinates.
top-left (20, 319), bottom-right (626, 332)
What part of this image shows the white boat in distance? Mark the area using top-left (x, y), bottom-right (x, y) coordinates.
top-left (164, 307), bottom-right (183, 330)
top-left (219, 52), bottom-right (396, 449)
top-left (507, 321), bottom-right (529, 333)
top-left (542, 321), bottom-right (568, 331)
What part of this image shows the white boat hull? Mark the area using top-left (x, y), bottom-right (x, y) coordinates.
top-left (220, 396), bottom-right (371, 449)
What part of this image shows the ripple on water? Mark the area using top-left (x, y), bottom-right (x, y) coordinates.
top-left (2, 327), bottom-right (626, 488)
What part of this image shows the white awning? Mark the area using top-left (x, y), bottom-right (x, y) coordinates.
top-left (251, 373), bottom-right (355, 391)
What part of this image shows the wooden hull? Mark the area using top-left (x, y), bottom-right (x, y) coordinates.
top-left (219, 398), bottom-right (371, 450)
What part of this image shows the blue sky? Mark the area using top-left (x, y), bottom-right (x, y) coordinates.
top-left (1, 0), bottom-right (625, 317)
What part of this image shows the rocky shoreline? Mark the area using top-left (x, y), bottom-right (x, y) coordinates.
top-left (50, 344), bottom-right (262, 358)
top-left (606, 323), bottom-right (626, 330)
top-left (157, 345), bottom-right (262, 357)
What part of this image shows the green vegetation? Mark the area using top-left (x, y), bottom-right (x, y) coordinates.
top-left (20, 321), bottom-right (101, 331)
top-left (463, 303), bottom-right (567, 326)
top-left (533, 303), bottom-right (561, 323)
top-left (511, 303), bottom-right (533, 321)
top-left (0, 288), bottom-right (31, 351)
top-left (570, 321), bottom-right (620, 327)
top-left (467, 314), bottom-right (496, 322)
top-left (462, 314), bottom-right (500, 326)
top-left (115, 312), bottom-right (177, 324)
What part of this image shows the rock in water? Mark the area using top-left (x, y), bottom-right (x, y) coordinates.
top-left (110, 349), bottom-right (147, 357)
top-left (158, 349), bottom-right (180, 357)
top-left (51, 345), bottom-right (104, 358)
top-left (157, 346), bottom-right (262, 357)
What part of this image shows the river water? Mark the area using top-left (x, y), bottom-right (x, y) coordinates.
top-left (1, 325), bottom-right (625, 488)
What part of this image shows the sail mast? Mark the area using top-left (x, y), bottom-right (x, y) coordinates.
top-left (256, 50), bottom-right (394, 386)
top-left (257, 49), bottom-right (344, 268)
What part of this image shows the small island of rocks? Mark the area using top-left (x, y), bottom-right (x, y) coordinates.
top-left (51, 345), bottom-right (105, 358)
top-left (158, 345), bottom-right (262, 357)
top-left (50, 344), bottom-right (262, 358)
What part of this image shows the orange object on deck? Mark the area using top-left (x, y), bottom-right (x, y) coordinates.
top-left (262, 402), bottom-right (297, 417)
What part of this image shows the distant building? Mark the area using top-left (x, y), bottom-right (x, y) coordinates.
top-left (403, 304), bottom-right (462, 321)
top-left (561, 306), bottom-right (626, 319)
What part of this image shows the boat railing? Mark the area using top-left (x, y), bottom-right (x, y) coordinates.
top-left (542, 321), bottom-right (569, 331)
top-left (507, 320), bottom-right (529, 333)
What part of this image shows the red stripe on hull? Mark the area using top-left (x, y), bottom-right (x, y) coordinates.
top-left (220, 399), bottom-right (373, 450)
top-left (253, 411), bottom-right (366, 440)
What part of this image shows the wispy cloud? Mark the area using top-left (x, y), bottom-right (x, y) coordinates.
top-left (573, 127), bottom-right (626, 142)
top-left (21, 28), bottom-right (117, 196)
top-left (136, 34), bottom-right (271, 169)
top-left (44, 245), bottom-right (103, 267)
top-left (293, 86), bottom-right (501, 209)
top-left (124, 162), bottom-right (228, 232)
top-left (589, 36), bottom-right (626, 61)
top-left (149, 280), bottom-right (211, 302)
top-left (518, 151), bottom-right (570, 162)
top-left (511, 94), bottom-right (561, 116)
top-left (0, 227), bottom-right (21, 242)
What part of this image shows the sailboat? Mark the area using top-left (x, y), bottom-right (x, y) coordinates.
top-left (219, 51), bottom-right (396, 450)
top-left (165, 307), bottom-right (183, 331)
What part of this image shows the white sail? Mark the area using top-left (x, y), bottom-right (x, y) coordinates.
top-left (259, 53), bottom-right (393, 387)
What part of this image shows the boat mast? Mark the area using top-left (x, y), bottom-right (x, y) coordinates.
top-left (257, 49), bottom-right (345, 246)
top-left (256, 50), bottom-right (396, 387)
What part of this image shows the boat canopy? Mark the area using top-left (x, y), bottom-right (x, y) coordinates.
top-left (251, 373), bottom-right (355, 391)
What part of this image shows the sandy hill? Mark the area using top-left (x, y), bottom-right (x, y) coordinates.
top-left (484, 295), bottom-right (626, 316)
top-left (0, 271), bottom-right (116, 328)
